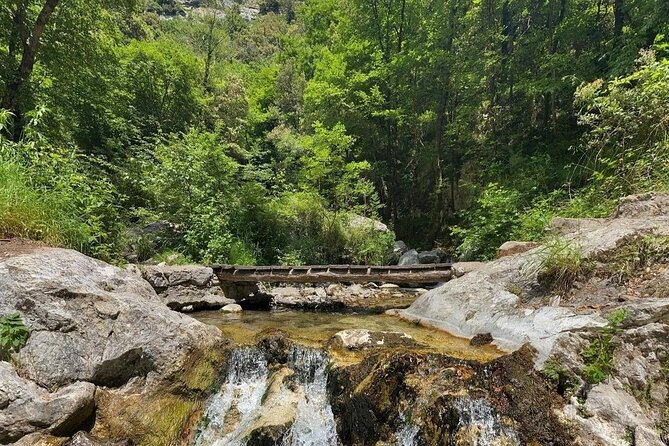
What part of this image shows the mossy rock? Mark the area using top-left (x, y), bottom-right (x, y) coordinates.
top-left (329, 346), bottom-right (576, 446)
top-left (91, 345), bottom-right (228, 445)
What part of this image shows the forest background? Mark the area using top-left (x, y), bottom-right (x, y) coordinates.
top-left (1, 0), bottom-right (668, 265)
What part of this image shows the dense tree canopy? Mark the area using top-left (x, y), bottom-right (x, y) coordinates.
top-left (1, 0), bottom-right (667, 264)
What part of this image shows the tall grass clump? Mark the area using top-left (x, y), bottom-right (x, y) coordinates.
top-left (532, 239), bottom-right (585, 293)
top-left (0, 160), bottom-right (89, 248)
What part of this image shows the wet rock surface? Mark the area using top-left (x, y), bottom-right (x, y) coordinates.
top-left (329, 329), bottom-right (421, 350)
top-left (64, 431), bottom-right (133, 446)
top-left (399, 193), bottom-right (669, 445)
top-left (469, 332), bottom-right (493, 346)
top-left (328, 346), bottom-right (574, 446)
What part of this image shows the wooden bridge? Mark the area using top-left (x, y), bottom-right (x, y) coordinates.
top-left (211, 263), bottom-right (453, 284)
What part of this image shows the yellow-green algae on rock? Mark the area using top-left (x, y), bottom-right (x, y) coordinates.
top-left (91, 346), bottom-right (228, 446)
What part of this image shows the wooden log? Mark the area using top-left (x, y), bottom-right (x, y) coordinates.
top-left (212, 264), bottom-right (452, 284)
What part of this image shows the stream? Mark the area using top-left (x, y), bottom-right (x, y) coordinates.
top-left (190, 310), bottom-right (516, 446)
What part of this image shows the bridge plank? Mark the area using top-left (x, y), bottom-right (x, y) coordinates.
top-left (211, 263), bottom-right (452, 284)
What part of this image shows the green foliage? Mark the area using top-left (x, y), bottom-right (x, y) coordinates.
top-left (542, 360), bottom-right (580, 396)
top-left (0, 313), bottom-right (30, 361)
top-left (513, 192), bottom-right (562, 242)
top-left (150, 250), bottom-right (191, 265)
top-left (341, 218), bottom-right (395, 265)
top-left (581, 309), bottom-right (629, 384)
top-left (1, 0), bottom-right (668, 264)
top-left (452, 184), bottom-right (521, 260)
top-left (0, 116), bottom-right (126, 260)
top-left (575, 51), bottom-right (669, 197)
top-left (535, 239), bottom-right (585, 293)
top-left (0, 159), bottom-right (89, 248)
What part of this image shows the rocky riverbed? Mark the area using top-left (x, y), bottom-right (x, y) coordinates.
top-left (2, 192), bottom-right (669, 445)
top-left (396, 191), bottom-right (669, 445)
top-left (135, 262), bottom-right (430, 313)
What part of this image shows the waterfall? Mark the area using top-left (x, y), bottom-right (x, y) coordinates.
top-left (453, 397), bottom-right (519, 445)
top-left (281, 346), bottom-right (338, 446)
top-left (393, 422), bottom-right (419, 446)
top-left (193, 347), bottom-right (269, 446)
top-left (194, 345), bottom-right (338, 446)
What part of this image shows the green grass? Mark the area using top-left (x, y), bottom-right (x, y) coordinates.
top-left (535, 239), bottom-right (586, 293)
top-left (0, 161), bottom-right (89, 248)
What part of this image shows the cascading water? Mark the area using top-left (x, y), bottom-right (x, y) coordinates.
top-left (193, 347), bottom-right (269, 446)
top-left (392, 422), bottom-right (419, 446)
top-left (281, 346), bottom-right (338, 446)
top-left (454, 397), bottom-right (520, 445)
top-left (193, 345), bottom-right (338, 446)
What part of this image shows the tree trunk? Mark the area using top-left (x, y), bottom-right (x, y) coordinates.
top-left (429, 91), bottom-right (448, 239)
top-left (1, 0), bottom-right (61, 140)
top-left (614, 0), bottom-right (624, 36)
top-left (7, 0), bottom-right (29, 66)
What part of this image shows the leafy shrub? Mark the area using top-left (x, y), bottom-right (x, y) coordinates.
top-left (581, 309), bottom-right (629, 383)
top-left (513, 192), bottom-right (562, 242)
top-left (1, 112), bottom-right (126, 260)
top-left (452, 183), bottom-right (521, 260)
top-left (0, 312), bottom-right (30, 361)
top-left (575, 51), bottom-right (669, 198)
top-left (151, 250), bottom-right (191, 265)
top-left (341, 219), bottom-right (395, 265)
top-left (558, 188), bottom-right (616, 219)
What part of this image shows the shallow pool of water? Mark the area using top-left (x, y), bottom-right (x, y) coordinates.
top-left (191, 309), bottom-right (503, 363)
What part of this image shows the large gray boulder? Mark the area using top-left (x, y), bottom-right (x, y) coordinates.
top-left (0, 362), bottom-right (95, 443)
top-left (157, 286), bottom-right (234, 311)
top-left (563, 379), bottom-right (665, 446)
top-left (417, 250), bottom-right (440, 264)
top-left (398, 249), bottom-right (419, 266)
top-left (140, 264), bottom-right (214, 289)
top-left (347, 214), bottom-right (390, 233)
top-left (398, 253), bottom-right (607, 363)
top-left (0, 246), bottom-right (221, 391)
top-left (615, 192), bottom-right (669, 218)
top-left (138, 264), bottom-right (237, 311)
top-left (396, 193), bottom-right (669, 445)
top-left (497, 241), bottom-right (540, 258)
top-left (386, 240), bottom-right (408, 265)
top-left (398, 193), bottom-right (669, 364)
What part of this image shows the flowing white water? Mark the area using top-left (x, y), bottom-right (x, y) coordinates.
top-left (393, 422), bottom-right (420, 446)
top-left (193, 347), bottom-right (269, 446)
top-left (194, 345), bottom-right (338, 446)
top-left (281, 346), bottom-right (338, 446)
top-left (454, 397), bottom-right (520, 445)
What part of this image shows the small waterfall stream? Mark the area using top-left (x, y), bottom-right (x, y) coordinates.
top-left (282, 347), bottom-right (338, 446)
top-left (454, 397), bottom-right (520, 445)
top-left (193, 347), bottom-right (270, 446)
top-left (193, 345), bottom-right (338, 446)
top-left (392, 422), bottom-right (419, 446)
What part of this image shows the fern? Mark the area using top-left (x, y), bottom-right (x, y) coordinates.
top-left (0, 312), bottom-right (30, 361)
